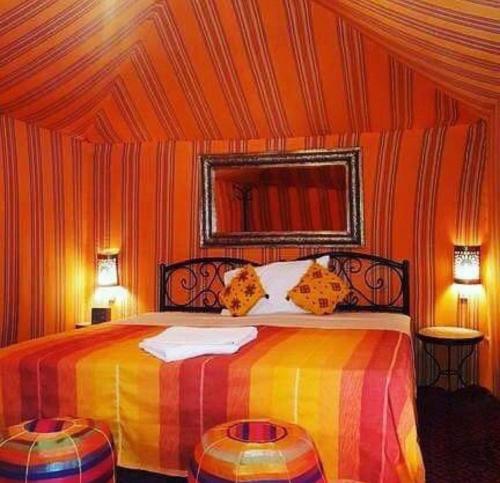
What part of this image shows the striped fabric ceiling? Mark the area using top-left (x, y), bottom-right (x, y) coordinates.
top-left (317, 0), bottom-right (500, 111)
top-left (0, 0), bottom-right (488, 144)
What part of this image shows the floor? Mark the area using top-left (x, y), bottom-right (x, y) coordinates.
top-left (117, 385), bottom-right (500, 483)
top-left (417, 385), bottom-right (500, 483)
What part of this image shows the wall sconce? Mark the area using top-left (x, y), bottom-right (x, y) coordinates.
top-left (454, 245), bottom-right (481, 300)
top-left (97, 250), bottom-right (119, 287)
top-left (94, 249), bottom-right (120, 322)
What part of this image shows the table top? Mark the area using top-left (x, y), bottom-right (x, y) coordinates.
top-left (417, 326), bottom-right (484, 344)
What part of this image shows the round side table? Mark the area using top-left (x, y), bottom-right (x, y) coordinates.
top-left (417, 326), bottom-right (484, 391)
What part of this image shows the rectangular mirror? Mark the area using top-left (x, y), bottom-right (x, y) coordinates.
top-left (201, 149), bottom-right (363, 246)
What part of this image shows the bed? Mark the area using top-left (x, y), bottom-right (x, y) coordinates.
top-left (0, 252), bottom-right (424, 482)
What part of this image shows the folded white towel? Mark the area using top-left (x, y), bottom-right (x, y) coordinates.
top-left (139, 326), bottom-right (258, 362)
top-left (141, 326), bottom-right (258, 346)
top-left (140, 342), bottom-right (243, 362)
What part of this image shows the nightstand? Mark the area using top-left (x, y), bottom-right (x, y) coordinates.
top-left (91, 307), bottom-right (112, 323)
top-left (417, 326), bottom-right (484, 391)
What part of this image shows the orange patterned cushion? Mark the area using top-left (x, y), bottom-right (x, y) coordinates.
top-left (219, 265), bottom-right (267, 316)
top-left (287, 262), bottom-right (349, 315)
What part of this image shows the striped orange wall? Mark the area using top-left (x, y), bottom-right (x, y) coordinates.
top-left (0, 114), bottom-right (94, 344)
top-left (0, 114), bottom-right (491, 386)
top-left (484, 110), bottom-right (500, 395)
top-left (89, 121), bottom-right (489, 386)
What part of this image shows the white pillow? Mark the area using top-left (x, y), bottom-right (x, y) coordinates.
top-left (221, 256), bottom-right (330, 315)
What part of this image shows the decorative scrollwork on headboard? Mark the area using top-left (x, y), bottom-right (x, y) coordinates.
top-left (159, 257), bottom-right (258, 313)
top-left (297, 252), bottom-right (409, 314)
top-left (159, 252), bottom-right (409, 314)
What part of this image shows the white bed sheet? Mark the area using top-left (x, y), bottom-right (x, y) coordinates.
top-left (115, 311), bottom-right (412, 336)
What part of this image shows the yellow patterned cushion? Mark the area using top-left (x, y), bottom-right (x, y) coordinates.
top-left (219, 265), bottom-right (267, 316)
top-left (287, 262), bottom-right (349, 315)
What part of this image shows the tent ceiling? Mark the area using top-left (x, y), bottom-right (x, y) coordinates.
top-left (315, 0), bottom-right (500, 111)
top-left (0, 0), bottom-right (491, 144)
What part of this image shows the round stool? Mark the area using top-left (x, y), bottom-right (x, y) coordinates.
top-left (0, 417), bottom-right (115, 482)
top-left (189, 419), bottom-right (325, 482)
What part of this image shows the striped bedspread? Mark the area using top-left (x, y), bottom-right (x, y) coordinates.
top-left (0, 323), bottom-right (424, 482)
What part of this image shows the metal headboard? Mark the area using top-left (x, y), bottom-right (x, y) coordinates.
top-left (159, 252), bottom-right (410, 315)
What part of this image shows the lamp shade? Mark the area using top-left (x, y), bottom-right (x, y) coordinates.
top-left (453, 245), bottom-right (480, 284)
top-left (97, 250), bottom-right (119, 287)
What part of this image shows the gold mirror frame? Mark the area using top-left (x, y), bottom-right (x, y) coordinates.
top-left (200, 148), bottom-right (364, 247)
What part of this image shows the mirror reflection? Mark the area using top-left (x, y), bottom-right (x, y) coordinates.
top-left (213, 165), bottom-right (348, 233)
